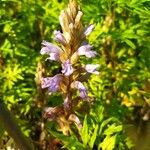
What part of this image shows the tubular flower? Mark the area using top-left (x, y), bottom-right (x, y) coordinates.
top-left (61, 60), bottom-right (74, 76)
top-left (46, 52), bottom-right (60, 61)
top-left (40, 41), bottom-right (61, 61)
top-left (41, 41), bottom-right (61, 54)
top-left (78, 44), bottom-right (97, 58)
top-left (54, 30), bottom-right (66, 45)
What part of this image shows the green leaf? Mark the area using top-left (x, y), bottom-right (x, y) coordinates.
top-left (117, 48), bottom-right (126, 58)
top-left (104, 124), bottom-right (122, 135)
top-left (80, 115), bottom-right (89, 146)
top-left (49, 130), bottom-right (85, 150)
top-left (125, 137), bottom-right (135, 149)
top-left (99, 117), bottom-right (117, 136)
top-left (94, 105), bottom-right (104, 123)
top-left (99, 135), bottom-right (117, 150)
top-left (90, 105), bottom-right (104, 123)
top-left (124, 39), bottom-right (136, 49)
top-left (89, 124), bottom-right (99, 149)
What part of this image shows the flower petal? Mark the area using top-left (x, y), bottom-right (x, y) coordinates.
top-left (41, 77), bottom-right (52, 89)
top-left (78, 44), bottom-right (97, 58)
top-left (41, 40), bottom-right (61, 54)
top-left (83, 24), bottom-right (95, 36)
top-left (61, 60), bottom-right (74, 76)
top-left (85, 64), bottom-right (100, 74)
top-left (46, 52), bottom-right (60, 61)
top-left (54, 30), bottom-right (66, 45)
top-left (41, 74), bottom-right (62, 92)
top-left (73, 81), bottom-right (87, 98)
top-left (85, 51), bottom-right (97, 58)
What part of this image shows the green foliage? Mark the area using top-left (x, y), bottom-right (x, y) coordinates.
top-left (86, 0), bottom-right (150, 110)
top-left (49, 130), bottom-right (86, 150)
top-left (81, 104), bottom-right (129, 150)
top-left (0, 0), bottom-right (150, 149)
top-left (46, 104), bottom-right (131, 150)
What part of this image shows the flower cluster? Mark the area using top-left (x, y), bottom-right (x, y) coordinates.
top-left (40, 0), bottom-right (99, 113)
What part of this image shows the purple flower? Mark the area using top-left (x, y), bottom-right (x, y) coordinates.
top-left (40, 41), bottom-right (61, 61)
top-left (78, 44), bottom-right (97, 58)
top-left (41, 41), bottom-right (61, 54)
top-left (85, 64), bottom-right (100, 74)
top-left (41, 74), bottom-right (62, 92)
top-left (54, 30), bottom-right (66, 45)
top-left (46, 52), bottom-right (60, 61)
top-left (72, 81), bottom-right (87, 98)
top-left (61, 60), bottom-right (74, 76)
top-left (83, 24), bottom-right (95, 36)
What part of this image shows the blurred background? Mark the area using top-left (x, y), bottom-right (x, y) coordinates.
top-left (0, 0), bottom-right (150, 149)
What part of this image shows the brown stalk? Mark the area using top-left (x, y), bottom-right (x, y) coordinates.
top-left (0, 102), bottom-right (34, 150)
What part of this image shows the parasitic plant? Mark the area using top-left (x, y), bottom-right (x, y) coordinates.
top-left (40, 0), bottom-right (99, 135)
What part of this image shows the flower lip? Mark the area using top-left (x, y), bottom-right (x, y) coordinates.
top-left (83, 24), bottom-right (95, 36)
top-left (46, 52), bottom-right (60, 61)
top-left (41, 74), bottom-right (62, 92)
top-left (41, 77), bottom-right (52, 89)
top-left (40, 40), bottom-right (62, 61)
top-left (41, 40), bottom-right (61, 54)
top-left (61, 59), bottom-right (74, 76)
top-left (78, 44), bottom-right (97, 58)
top-left (72, 81), bottom-right (87, 99)
top-left (85, 64), bottom-right (100, 74)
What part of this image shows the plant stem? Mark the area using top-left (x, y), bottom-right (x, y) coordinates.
top-left (0, 102), bottom-right (34, 150)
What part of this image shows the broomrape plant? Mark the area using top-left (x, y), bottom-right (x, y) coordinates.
top-left (40, 0), bottom-right (99, 135)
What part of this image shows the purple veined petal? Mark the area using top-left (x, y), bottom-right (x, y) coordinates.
top-left (48, 74), bottom-right (62, 92)
top-left (73, 81), bottom-right (88, 98)
top-left (78, 44), bottom-right (97, 58)
top-left (54, 30), bottom-right (66, 45)
top-left (41, 74), bottom-right (62, 92)
top-left (40, 47), bottom-right (51, 55)
top-left (78, 44), bottom-right (92, 54)
top-left (79, 90), bottom-right (88, 99)
top-left (46, 52), bottom-right (60, 61)
top-left (61, 60), bottom-right (74, 76)
top-left (40, 40), bottom-right (61, 54)
top-left (85, 64), bottom-right (100, 74)
top-left (83, 24), bottom-right (95, 36)
top-left (41, 77), bottom-right (52, 89)
top-left (85, 51), bottom-right (97, 58)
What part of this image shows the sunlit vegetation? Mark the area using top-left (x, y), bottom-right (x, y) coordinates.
top-left (0, 0), bottom-right (150, 149)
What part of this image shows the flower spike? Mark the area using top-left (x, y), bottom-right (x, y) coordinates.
top-left (40, 0), bottom-right (99, 127)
